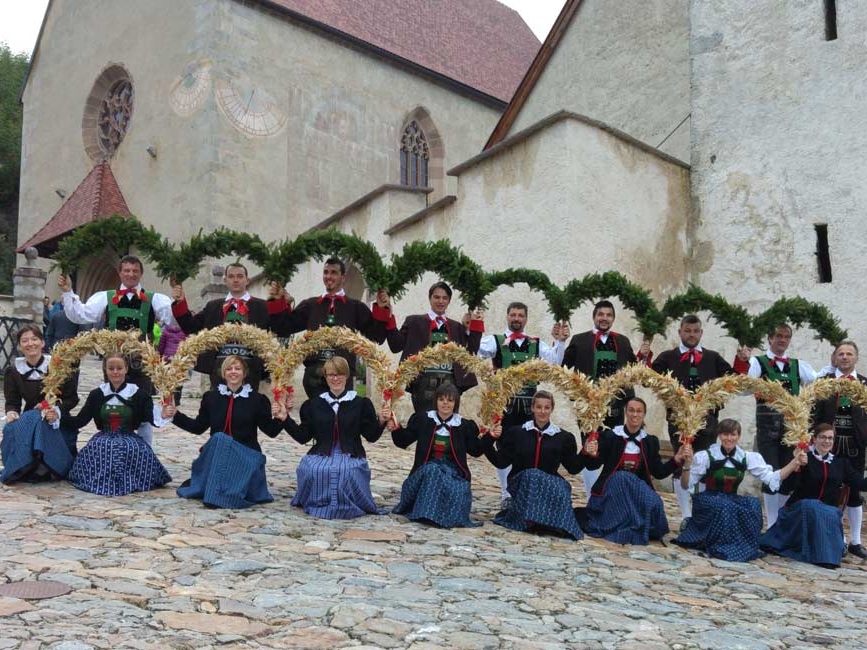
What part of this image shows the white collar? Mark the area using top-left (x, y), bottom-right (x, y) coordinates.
top-left (707, 442), bottom-right (745, 461)
top-left (426, 410), bottom-right (462, 427)
top-left (591, 327), bottom-right (610, 337)
top-left (320, 289), bottom-right (346, 298)
top-left (99, 383), bottom-right (139, 399)
top-left (14, 356), bottom-right (49, 379)
top-left (118, 284), bottom-right (143, 293)
top-left (612, 425), bottom-right (647, 441)
top-left (522, 420), bottom-right (560, 436)
top-left (320, 391), bottom-right (357, 411)
top-left (428, 310), bottom-right (448, 322)
top-left (224, 292), bottom-right (251, 302)
top-left (218, 383), bottom-right (253, 398)
top-left (678, 343), bottom-right (704, 354)
top-left (834, 369), bottom-right (858, 380)
top-left (809, 444), bottom-right (834, 464)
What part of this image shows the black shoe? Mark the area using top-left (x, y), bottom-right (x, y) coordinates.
top-left (679, 517), bottom-right (691, 533)
top-left (847, 543), bottom-right (867, 559)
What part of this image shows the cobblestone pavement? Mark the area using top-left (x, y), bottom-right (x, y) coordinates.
top-left (1, 359), bottom-right (866, 649)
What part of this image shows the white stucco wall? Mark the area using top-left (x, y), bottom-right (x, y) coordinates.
top-left (297, 114), bottom-right (692, 432)
top-left (506, 0), bottom-right (691, 162)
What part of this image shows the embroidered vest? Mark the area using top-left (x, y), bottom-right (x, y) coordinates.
top-left (106, 290), bottom-right (154, 335)
top-left (757, 356), bottom-right (800, 396)
top-left (593, 336), bottom-right (618, 379)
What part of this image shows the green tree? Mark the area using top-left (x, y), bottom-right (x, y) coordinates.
top-left (0, 42), bottom-right (30, 294)
top-left (0, 43), bottom-right (29, 205)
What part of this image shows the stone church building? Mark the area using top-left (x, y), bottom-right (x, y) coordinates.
top-left (15, 0), bottom-right (865, 437)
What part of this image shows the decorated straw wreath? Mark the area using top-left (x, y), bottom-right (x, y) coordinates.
top-left (41, 329), bottom-right (152, 405)
top-left (269, 326), bottom-right (394, 398)
top-left (478, 358), bottom-right (605, 432)
top-left (600, 364), bottom-right (695, 435)
top-left (170, 323), bottom-right (282, 394)
top-left (381, 342), bottom-right (494, 407)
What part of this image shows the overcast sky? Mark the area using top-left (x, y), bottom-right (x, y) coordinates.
top-left (0, 0), bottom-right (562, 55)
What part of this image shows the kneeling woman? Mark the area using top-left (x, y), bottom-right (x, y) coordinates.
top-left (1, 324), bottom-right (80, 483)
top-left (388, 383), bottom-right (495, 528)
top-left (760, 423), bottom-right (866, 568)
top-left (582, 397), bottom-right (686, 545)
top-left (63, 353), bottom-right (171, 496)
top-left (162, 355), bottom-right (288, 508)
top-left (284, 356), bottom-right (387, 519)
top-left (675, 418), bottom-right (804, 561)
top-left (488, 390), bottom-right (585, 539)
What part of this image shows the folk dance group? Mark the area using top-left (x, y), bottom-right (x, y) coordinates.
top-left (2, 255), bottom-right (866, 571)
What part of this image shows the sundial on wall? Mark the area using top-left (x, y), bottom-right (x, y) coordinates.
top-left (169, 59), bottom-right (212, 116)
top-left (214, 77), bottom-right (287, 137)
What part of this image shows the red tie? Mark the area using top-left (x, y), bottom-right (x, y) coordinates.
top-left (533, 430), bottom-right (543, 468)
top-left (774, 356), bottom-right (789, 365)
top-left (845, 375), bottom-right (856, 380)
top-left (430, 317), bottom-right (448, 332)
top-left (317, 294), bottom-right (347, 304)
top-left (507, 332), bottom-right (525, 343)
top-left (680, 349), bottom-right (702, 365)
top-left (112, 287), bottom-right (147, 305)
top-left (222, 395), bottom-right (235, 436)
top-left (222, 298), bottom-right (249, 317)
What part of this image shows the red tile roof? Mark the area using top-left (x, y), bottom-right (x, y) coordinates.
top-left (256, 0), bottom-right (540, 102)
top-left (19, 162), bottom-right (131, 255)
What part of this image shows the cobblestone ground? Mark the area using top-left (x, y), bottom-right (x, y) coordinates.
top-left (1, 359), bottom-right (866, 649)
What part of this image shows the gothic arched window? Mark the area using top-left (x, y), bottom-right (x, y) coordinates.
top-left (400, 121), bottom-right (430, 187)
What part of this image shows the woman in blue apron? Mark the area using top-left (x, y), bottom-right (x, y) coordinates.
top-left (63, 353), bottom-right (171, 496)
top-left (1, 324), bottom-right (80, 483)
top-left (285, 356), bottom-right (388, 519)
top-left (162, 354), bottom-right (288, 508)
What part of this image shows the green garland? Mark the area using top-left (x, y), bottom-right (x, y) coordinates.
top-left (662, 285), bottom-right (755, 345)
top-left (51, 217), bottom-right (847, 346)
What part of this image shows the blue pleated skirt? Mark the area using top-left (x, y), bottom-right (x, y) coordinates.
top-left (177, 432), bottom-right (273, 509)
top-left (393, 458), bottom-right (479, 528)
top-left (495, 468), bottom-right (583, 539)
top-left (1, 410), bottom-right (76, 483)
top-left (759, 499), bottom-right (845, 567)
top-left (292, 449), bottom-right (381, 519)
top-left (68, 429), bottom-right (171, 496)
top-left (585, 471), bottom-right (669, 545)
top-left (674, 490), bottom-right (764, 562)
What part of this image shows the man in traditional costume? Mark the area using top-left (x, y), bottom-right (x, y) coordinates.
top-left (268, 257), bottom-right (391, 397)
top-left (651, 313), bottom-right (734, 521)
top-left (170, 262), bottom-right (288, 389)
top-left (812, 340), bottom-right (867, 559)
top-left (384, 281), bottom-right (484, 413)
top-left (478, 301), bottom-right (569, 505)
top-left (733, 324), bottom-right (818, 527)
top-left (58, 254), bottom-right (175, 408)
top-left (562, 300), bottom-right (650, 497)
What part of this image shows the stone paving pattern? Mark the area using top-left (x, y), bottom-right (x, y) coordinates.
top-left (1, 359), bottom-right (866, 649)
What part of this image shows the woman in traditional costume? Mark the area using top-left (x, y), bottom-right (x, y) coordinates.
top-left (388, 383), bottom-right (495, 528)
top-left (162, 355), bottom-right (287, 508)
top-left (285, 356), bottom-right (387, 519)
top-left (63, 353), bottom-right (171, 496)
top-left (1, 324), bottom-right (79, 483)
top-left (674, 418), bottom-right (804, 561)
top-left (581, 396), bottom-right (686, 545)
top-left (760, 423), bottom-right (864, 568)
top-left (487, 390), bottom-right (584, 539)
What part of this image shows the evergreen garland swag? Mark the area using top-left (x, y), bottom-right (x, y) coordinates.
top-left (51, 215), bottom-right (846, 346)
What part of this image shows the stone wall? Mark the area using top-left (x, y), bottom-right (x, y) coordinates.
top-left (690, 1), bottom-right (864, 381)
top-left (18, 0), bottom-right (502, 300)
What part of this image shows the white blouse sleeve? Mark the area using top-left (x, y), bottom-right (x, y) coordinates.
top-left (687, 449), bottom-right (711, 490)
top-left (745, 450), bottom-right (781, 492)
